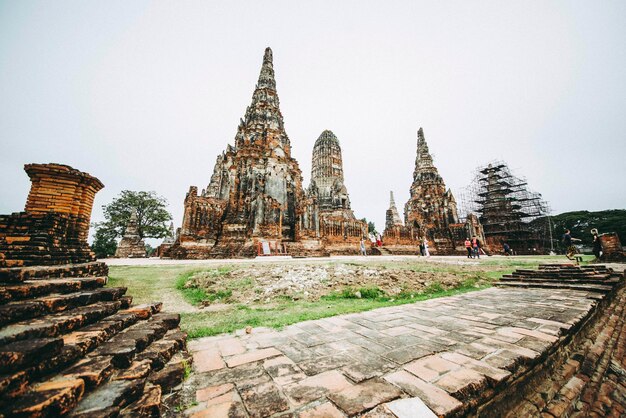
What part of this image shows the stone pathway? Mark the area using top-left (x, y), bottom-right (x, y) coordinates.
top-left (184, 285), bottom-right (605, 417)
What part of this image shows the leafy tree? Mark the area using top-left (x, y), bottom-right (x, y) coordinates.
top-left (360, 218), bottom-right (378, 235)
top-left (145, 243), bottom-right (156, 257)
top-left (91, 227), bottom-right (117, 258)
top-left (532, 209), bottom-right (626, 250)
top-left (94, 190), bottom-right (173, 243)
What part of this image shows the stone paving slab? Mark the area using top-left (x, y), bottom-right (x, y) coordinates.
top-left (187, 286), bottom-right (607, 417)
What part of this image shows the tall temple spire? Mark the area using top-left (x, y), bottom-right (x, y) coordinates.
top-left (236, 47), bottom-right (290, 154)
top-left (386, 191), bottom-right (403, 229)
top-left (309, 130), bottom-right (353, 212)
top-left (414, 127), bottom-right (435, 177)
top-left (311, 130), bottom-right (343, 182)
top-left (257, 47), bottom-right (276, 91)
top-left (405, 126), bottom-right (459, 232)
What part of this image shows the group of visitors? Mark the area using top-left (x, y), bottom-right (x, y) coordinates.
top-left (464, 236), bottom-right (482, 258)
top-left (358, 228), bottom-right (604, 260)
top-left (562, 228), bottom-right (603, 261)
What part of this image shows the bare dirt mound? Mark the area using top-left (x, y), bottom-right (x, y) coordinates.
top-left (182, 262), bottom-right (490, 304)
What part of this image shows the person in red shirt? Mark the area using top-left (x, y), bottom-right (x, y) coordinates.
top-left (472, 236), bottom-right (480, 259)
top-left (464, 238), bottom-right (472, 258)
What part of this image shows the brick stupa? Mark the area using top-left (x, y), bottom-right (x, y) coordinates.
top-left (0, 163), bottom-right (188, 416)
top-left (114, 209), bottom-right (146, 258)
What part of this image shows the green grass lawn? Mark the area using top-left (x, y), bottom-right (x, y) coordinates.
top-left (107, 255), bottom-right (587, 339)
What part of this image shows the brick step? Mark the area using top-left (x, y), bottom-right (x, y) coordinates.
top-left (500, 276), bottom-right (621, 285)
top-left (70, 377), bottom-right (147, 417)
top-left (0, 287), bottom-right (127, 327)
top-left (0, 261), bottom-right (108, 283)
top-left (501, 282), bottom-right (625, 417)
top-left (58, 314), bottom-right (181, 390)
top-left (496, 281), bottom-right (614, 293)
top-left (511, 270), bottom-right (612, 278)
top-left (543, 289), bottom-right (626, 417)
top-left (0, 309), bottom-right (136, 401)
top-left (0, 276), bottom-right (107, 304)
top-left (91, 312), bottom-right (175, 368)
top-left (145, 349), bottom-right (190, 391)
top-left (538, 264), bottom-right (611, 271)
top-left (569, 290), bottom-right (626, 416)
top-left (118, 383), bottom-right (162, 417)
top-left (0, 337), bottom-right (64, 375)
top-left (1, 311), bottom-right (184, 417)
top-left (0, 301), bottom-right (123, 347)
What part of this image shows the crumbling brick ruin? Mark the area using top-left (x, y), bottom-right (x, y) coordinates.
top-left (0, 163), bottom-right (104, 268)
top-left (461, 161), bottom-right (550, 254)
top-left (300, 130), bottom-right (367, 255)
top-left (155, 222), bottom-right (175, 258)
top-left (169, 48), bottom-right (304, 258)
top-left (168, 49), bottom-right (365, 259)
top-left (0, 163), bottom-right (188, 416)
top-left (598, 232), bottom-right (626, 262)
top-left (114, 209), bottom-right (146, 258)
top-left (382, 128), bottom-right (482, 254)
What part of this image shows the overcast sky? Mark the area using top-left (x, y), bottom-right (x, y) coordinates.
top-left (1, 1), bottom-right (625, 244)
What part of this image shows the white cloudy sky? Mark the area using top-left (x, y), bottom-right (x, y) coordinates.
top-left (1, 1), bottom-right (625, 244)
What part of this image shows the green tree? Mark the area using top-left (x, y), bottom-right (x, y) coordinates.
top-left (360, 218), bottom-right (378, 235)
top-left (145, 243), bottom-right (156, 257)
top-left (93, 190), bottom-right (173, 245)
top-left (91, 227), bottom-right (117, 258)
top-left (532, 209), bottom-right (626, 250)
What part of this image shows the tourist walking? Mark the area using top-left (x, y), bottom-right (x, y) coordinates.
top-left (419, 241), bottom-right (425, 256)
top-left (464, 238), bottom-right (472, 258)
top-left (591, 228), bottom-right (602, 261)
top-left (503, 242), bottom-right (512, 256)
top-left (562, 229), bottom-right (581, 260)
top-left (423, 239), bottom-right (430, 257)
top-left (359, 238), bottom-right (367, 256)
top-left (472, 236), bottom-right (480, 259)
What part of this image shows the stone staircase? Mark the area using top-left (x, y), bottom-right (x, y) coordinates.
top-left (497, 264), bottom-right (621, 294)
top-left (491, 263), bottom-right (626, 417)
top-left (0, 262), bottom-right (189, 417)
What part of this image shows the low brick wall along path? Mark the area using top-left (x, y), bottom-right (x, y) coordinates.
top-left (181, 279), bottom-right (626, 418)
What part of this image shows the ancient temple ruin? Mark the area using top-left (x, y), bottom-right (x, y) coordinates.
top-left (461, 161), bottom-right (550, 254)
top-left (385, 191), bottom-right (404, 231)
top-left (307, 130), bottom-right (351, 213)
top-left (0, 163), bottom-right (188, 416)
top-left (300, 130), bottom-right (366, 254)
top-left (114, 209), bottom-right (146, 258)
top-left (0, 163), bottom-right (104, 267)
top-left (156, 222), bottom-right (175, 257)
top-left (168, 49), bottom-right (365, 259)
top-left (170, 47), bottom-right (304, 258)
top-left (383, 128), bottom-right (482, 254)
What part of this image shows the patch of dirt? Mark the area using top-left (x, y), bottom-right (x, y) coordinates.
top-left (183, 262), bottom-right (491, 304)
top-left (159, 288), bottom-right (199, 313)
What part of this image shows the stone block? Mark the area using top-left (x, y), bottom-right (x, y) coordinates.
top-left (327, 377), bottom-right (403, 416)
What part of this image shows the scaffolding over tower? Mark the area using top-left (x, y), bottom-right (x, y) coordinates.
top-left (458, 161), bottom-right (551, 254)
